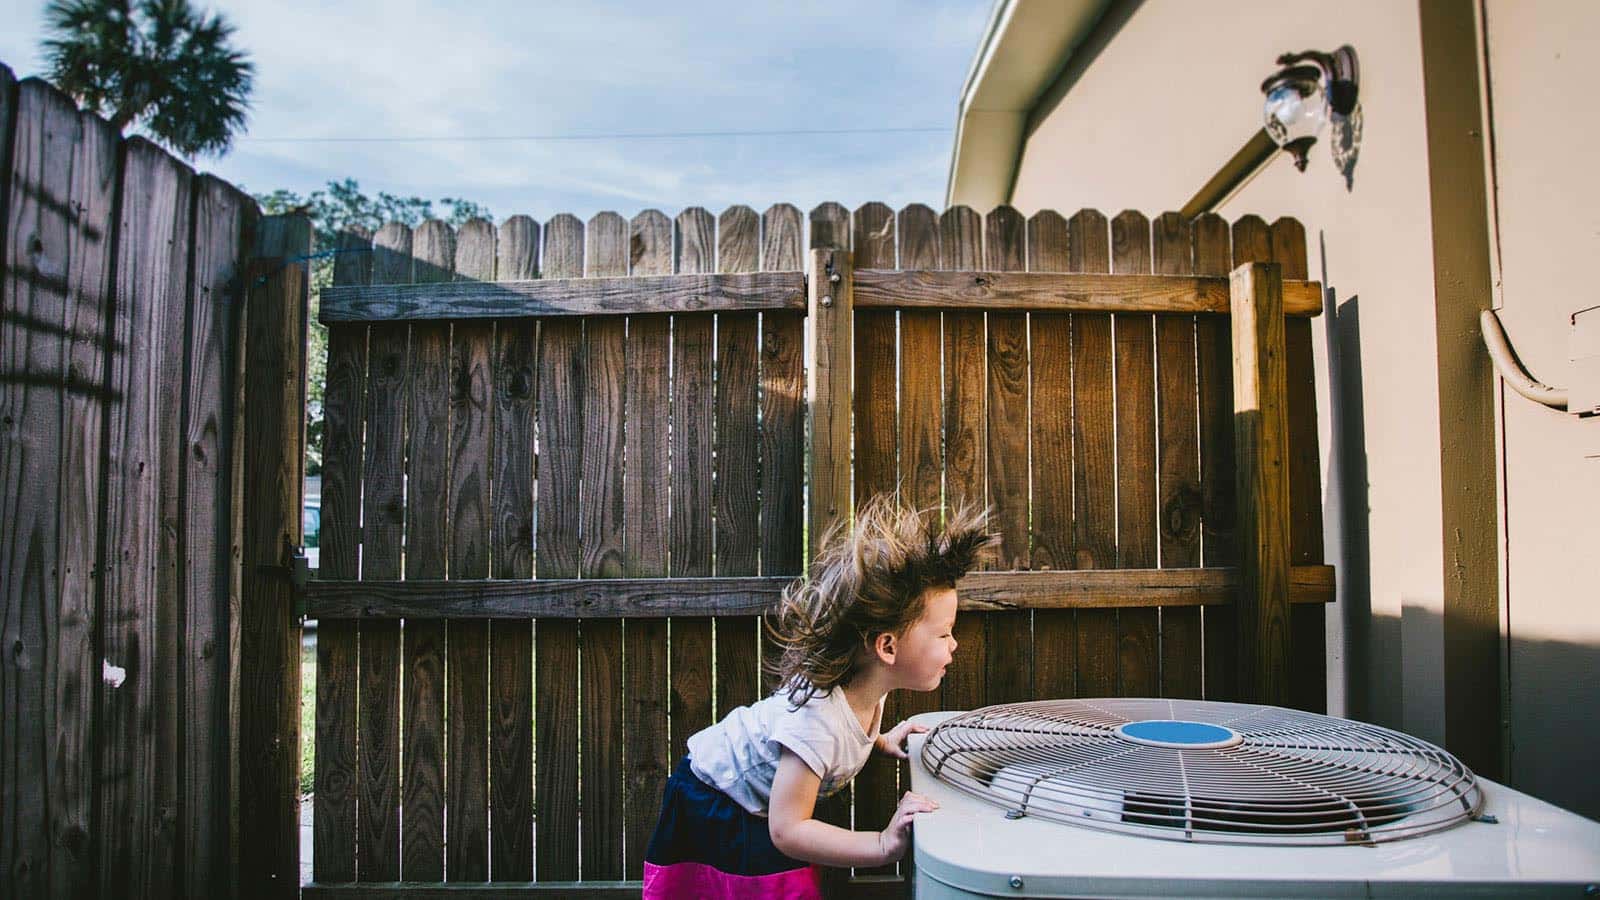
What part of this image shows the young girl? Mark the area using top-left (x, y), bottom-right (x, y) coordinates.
top-left (642, 498), bottom-right (996, 898)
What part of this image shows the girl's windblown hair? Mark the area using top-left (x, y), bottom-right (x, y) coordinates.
top-left (763, 497), bottom-right (997, 706)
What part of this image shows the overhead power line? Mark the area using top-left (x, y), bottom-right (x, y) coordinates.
top-left (239, 125), bottom-right (949, 144)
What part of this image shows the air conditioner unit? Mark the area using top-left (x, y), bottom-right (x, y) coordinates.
top-left (906, 700), bottom-right (1600, 898)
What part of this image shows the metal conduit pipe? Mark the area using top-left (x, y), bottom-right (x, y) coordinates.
top-left (1479, 308), bottom-right (1568, 411)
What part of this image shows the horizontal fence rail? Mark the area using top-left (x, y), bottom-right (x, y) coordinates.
top-left (853, 269), bottom-right (1324, 315)
top-left (317, 268), bottom-right (1327, 323)
top-left (319, 270), bottom-right (806, 321)
top-left (306, 566), bottom-right (1336, 619)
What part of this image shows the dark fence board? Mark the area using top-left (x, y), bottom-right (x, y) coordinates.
top-left (1068, 209), bottom-right (1118, 698)
top-left (239, 215), bottom-right (311, 890)
top-left (669, 207), bottom-right (716, 780)
top-left (1112, 210), bottom-right (1159, 698)
top-left (714, 205), bottom-right (761, 719)
top-left (849, 201), bottom-right (899, 876)
top-left (185, 177), bottom-right (253, 896)
top-left (1153, 212), bottom-right (1204, 699)
top-left (1273, 218), bottom-right (1327, 714)
top-left (579, 212), bottom-right (626, 881)
top-left (315, 223), bottom-right (368, 884)
top-left (400, 222), bottom-right (452, 883)
top-left (939, 205), bottom-right (987, 714)
top-left (358, 222), bottom-right (410, 881)
top-left (1196, 213), bottom-right (1238, 702)
top-left (534, 213), bottom-right (582, 881)
top-left (622, 208), bottom-right (671, 880)
top-left (448, 219), bottom-right (495, 881)
top-left (1028, 209), bottom-right (1077, 701)
top-left (489, 216), bottom-right (537, 881)
top-left (104, 128), bottom-right (192, 900)
top-left (758, 203), bottom-right (805, 582)
top-left (984, 206), bottom-right (1033, 707)
top-left (1, 79), bottom-right (114, 898)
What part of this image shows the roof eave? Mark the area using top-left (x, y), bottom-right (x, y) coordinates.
top-left (945, 0), bottom-right (1113, 211)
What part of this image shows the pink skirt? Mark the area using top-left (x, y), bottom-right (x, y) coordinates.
top-left (642, 756), bottom-right (823, 899)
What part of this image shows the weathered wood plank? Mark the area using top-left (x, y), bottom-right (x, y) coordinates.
top-left (669, 207), bottom-right (715, 778)
top-left (1, 79), bottom-right (113, 898)
top-left (714, 205), bottom-right (761, 720)
top-left (489, 215), bottom-right (537, 883)
top-left (100, 134), bottom-right (191, 896)
top-left (403, 221), bottom-right (453, 883)
top-left (984, 206), bottom-right (1033, 706)
top-left (852, 269), bottom-right (1323, 316)
top-left (315, 223), bottom-right (369, 884)
top-left (897, 204), bottom-right (943, 517)
top-left (1200, 215), bottom-right (1247, 701)
top-left (1027, 208), bottom-right (1077, 701)
top-left (850, 202), bottom-right (899, 875)
top-left (1153, 212), bottom-right (1204, 700)
top-left (1230, 260), bottom-right (1292, 706)
top-left (805, 202), bottom-right (853, 851)
top-left (957, 566), bottom-right (1334, 612)
top-left (853, 201), bottom-right (898, 503)
top-left (1068, 209), bottom-right (1118, 698)
top-left (1112, 210), bottom-right (1158, 698)
top-left (239, 214), bottom-right (311, 891)
top-left (534, 213), bottom-right (581, 882)
top-left (307, 567), bottom-right (1335, 619)
top-left (320, 271), bottom-right (805, 321)
top-left (939, 205), bottom-right (987, 713)
top-left (579, 212), bottom-right (626, 881)
top-left (622, 208), bottom-right (671, 880)
top-left (1274, 218), bottom-right (1328, 714)
top-left (890, 205), bottom-right (946, 864)
top-left (358, 221), bottom-right (409, 881)
top-left (185, 177), bottom-right (253, 896)
top-left (758, 204), bottom-right (805, 581)
top-left (447, 219), bottom-right (494, 881)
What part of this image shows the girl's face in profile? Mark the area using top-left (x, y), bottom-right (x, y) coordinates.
top-left (890, 587), bottom-right (959, 691)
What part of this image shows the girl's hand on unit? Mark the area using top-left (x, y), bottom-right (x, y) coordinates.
top-left (878, 791), bottom-right (939, 863)
top-left (876, 720), bottom-right (929, 759)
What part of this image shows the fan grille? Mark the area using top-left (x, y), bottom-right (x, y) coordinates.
top-left (920, 698), bottom-right (1483, 846)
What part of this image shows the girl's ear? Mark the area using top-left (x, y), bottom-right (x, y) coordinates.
top-left (872, 631), bottom-right (897, 665)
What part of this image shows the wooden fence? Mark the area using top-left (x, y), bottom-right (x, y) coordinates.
top-left (303, 201), bottom-right (1332, 897)
top-left (0, 67), bottom-right (267, 898)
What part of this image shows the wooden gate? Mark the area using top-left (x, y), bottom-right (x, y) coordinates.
top-left (302, 202), bottom-right (1332, 897)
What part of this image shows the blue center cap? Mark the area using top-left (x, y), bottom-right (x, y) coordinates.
top-left (1115, 719), bottom-right (1242, 750)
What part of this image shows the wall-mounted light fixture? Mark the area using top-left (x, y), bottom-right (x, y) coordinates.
top-left (1261, 46), bottom-right (1360, 173)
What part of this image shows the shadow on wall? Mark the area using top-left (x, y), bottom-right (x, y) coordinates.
top-left (1316, 240), bottom-right (1599, 822)
top-left (1365, 607), bottom-right (1600, 823)
top-left (1318, 234), bottom-right (1383, 728)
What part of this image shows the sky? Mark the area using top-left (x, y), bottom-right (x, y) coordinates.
top-left (0, 0), bottom-right (993, 223)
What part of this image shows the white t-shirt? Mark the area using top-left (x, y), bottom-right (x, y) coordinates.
top-left (686, 684), bottom-right (884, 817)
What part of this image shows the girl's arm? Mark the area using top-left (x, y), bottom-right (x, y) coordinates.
top-left (767, 748), bottom-right (937, 868)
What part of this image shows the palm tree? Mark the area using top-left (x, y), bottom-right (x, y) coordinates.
top-left (42, 0), bottom-right (254, 157)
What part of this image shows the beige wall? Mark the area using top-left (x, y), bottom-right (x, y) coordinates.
top-left (1481, 0), bottom-right (1600, 819)
top-left (1006, 0), bottom-right (1599, 818)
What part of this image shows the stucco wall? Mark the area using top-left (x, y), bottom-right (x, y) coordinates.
top-left (1007, 0), bottom-right (1599, 819)
top-left (1480, 0), bottom-right (1600, 820)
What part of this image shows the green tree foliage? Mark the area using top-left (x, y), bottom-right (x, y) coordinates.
top-left (43, 0), bottom-right (254, 157)
top-left (254, 179), bottom-right (492, 476)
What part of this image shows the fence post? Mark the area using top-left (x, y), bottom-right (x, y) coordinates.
top-left (1230, 261), bottom-right (1291, 706)
top-left (807, 248), bottom-right (853, 560)
top-left (237, 214), bottom-right (311, 896)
